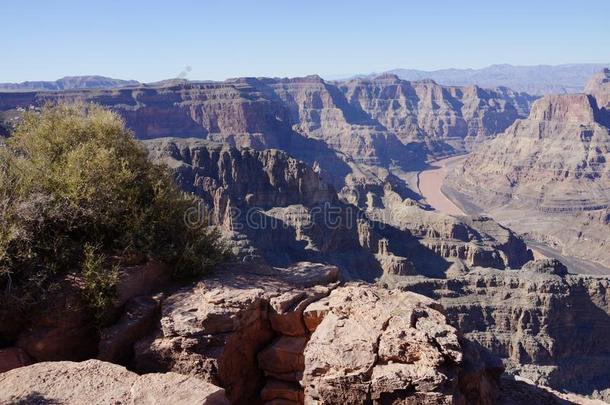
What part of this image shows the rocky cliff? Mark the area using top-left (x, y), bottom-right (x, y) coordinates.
top-left (130, 262), bottom-right (506, 404)
top-left (145, 138), bottom-right (376, 278)
top-left (0, 75), bottom-right (535, 172)
top-left (2, 261), bottom-right (599, 405)
top-left (145, 138), bottom-right (533, 280)
top-left (445, 73), bottom-right (610, 268)
top-left (339, 74), bottom-right (533, 152)
top-left (448, 93), bottom-right (609, 211)
top-left (385, 259), bottom-right (610, 402)
top-left (585, 68), bottom-right (610, 109)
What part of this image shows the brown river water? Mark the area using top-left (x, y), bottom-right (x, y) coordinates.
top-left (416, 155), bottom-right (467, 216)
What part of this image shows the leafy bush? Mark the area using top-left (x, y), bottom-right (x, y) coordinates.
top-left (0, 104), bottom-right (229, 319)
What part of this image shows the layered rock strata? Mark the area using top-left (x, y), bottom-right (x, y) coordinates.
top-left (339, 74), bottom-right (534, 152)
top-left (446, 74), bottom-right (610, 268)
top-left (0, 74), bottom-right (535, 180)
top-left (146, 138), bottom-right (533, 279)
top-left (384, 259), bottom-right (610, 401)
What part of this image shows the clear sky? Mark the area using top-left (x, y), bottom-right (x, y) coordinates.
top-left (2, 0), bottom-right (609, 83)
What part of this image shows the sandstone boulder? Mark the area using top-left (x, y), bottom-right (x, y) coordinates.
top-left (130, 371), bottom-right (230, 405)
top-left (261, 379), bottom-right (304, 403)
top-left (0, 359), bottom-right (229, 405)
top-left (300, 284), bottom-right (492, 404)
top-left (268, 286), bottom-right (331, 336)
top-left (258, 336), bottom-right (307, 379)
top-left (115, 260), bottom-right (168, 308)
top-left (133, 262), bottom-right (339, 404)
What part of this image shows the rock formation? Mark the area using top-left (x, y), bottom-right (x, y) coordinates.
top-left (130, 262), bottom-right (505, 404)
top-left (0, 74), bottom-right (535, 179)
top-left (1, 260), bottom-right (602, 405)
top-left (585, 68), bottom-right (610, 109)
top-left (384, 259), bottom-right (610, 401)
top-left (133, 262), bottom-right (339, 404)
top-left (146, 138), bottom-right (379, 278)
top-left (446, 73), bottom-right (610, 268)
top-left (146, 138), bottom-right (336, 211)
top-left (300, 284), bottom-right (483, 404)
top-left (366, 186), bottom-right (533, 274)
top-left (145, 138), bottom-right (533, 280)
top-left (339, 74), bottom-right (534, 153)
top-left (0, 359), bottom-right (229, 404)
top-left (0, 261), bottom-right (168, 365)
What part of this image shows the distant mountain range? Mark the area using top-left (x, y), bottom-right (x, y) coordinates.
top-left (347, 64), bottom-right (609, 95)
top-left (1, 64), bottom-right (608, 95)
top-left (0, 76), bottom-right (140, 92)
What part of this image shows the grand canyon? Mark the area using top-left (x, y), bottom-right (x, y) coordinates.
top-left (1, 64), bottom-right (609, 404)
top-left (1, 2), bottom-right (610, 403)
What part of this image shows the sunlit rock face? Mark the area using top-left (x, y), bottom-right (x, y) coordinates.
top-left (446, 72), bottom-right (610, 268)
top-left (387, 260), bottom-right (610, 401)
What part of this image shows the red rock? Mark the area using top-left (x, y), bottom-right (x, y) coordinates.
top-left (15, 275), bottom-right (96, 362)
top-left (0, 359), bottom-right (229, 404)
top-left (17, 325), bottom-right (97, 362)
top-left (269, 286), bottom-right (330, 336)
top-left (302, 299), bottom-right (330, 332)
top-left (133, 262), bottom-right (339, 404)
top-left (258, 336), bottom-right (307, 376)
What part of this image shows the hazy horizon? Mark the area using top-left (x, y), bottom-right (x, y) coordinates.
top-left (0, 62), bottom-right (608, 85)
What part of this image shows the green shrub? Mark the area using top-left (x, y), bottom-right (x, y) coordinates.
top-left (0, 103), bottom-right (230, 320)
top-left (81, 244), bottom-right (119, 326)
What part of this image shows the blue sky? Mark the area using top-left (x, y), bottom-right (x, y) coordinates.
top-left (2, 0), bottom-right (609, 82)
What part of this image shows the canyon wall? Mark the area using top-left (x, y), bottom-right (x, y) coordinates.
top-left (0, 75), bottom-right (535, 174)
top-left (145, 138), bottom-right (532, 280)
top-left (446, 70), bottom-right (610, 268)
top-left (387, 259), bottom-right (610, 401)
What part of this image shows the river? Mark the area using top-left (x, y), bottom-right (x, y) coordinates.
top-left (415, 154), bottom-right (610, 275)
top-left (416, 155), bottom-right (467, 215)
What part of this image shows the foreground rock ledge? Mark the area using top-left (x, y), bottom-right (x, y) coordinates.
top-left (130, 262), bottom-right (502, 404)
top-left (0, 359), bottom-right (229, 405)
